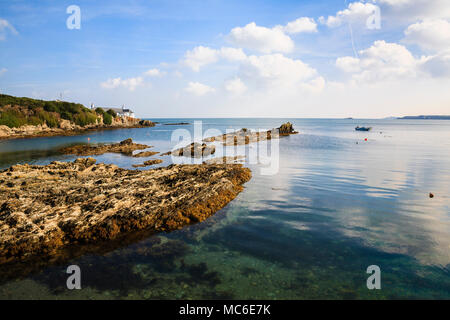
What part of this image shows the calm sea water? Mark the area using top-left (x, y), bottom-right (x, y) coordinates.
top-left (0, 118), bottom-right (449, 299)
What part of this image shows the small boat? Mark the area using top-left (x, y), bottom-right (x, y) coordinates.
top-left (355, 126), bottom-right (372, 131)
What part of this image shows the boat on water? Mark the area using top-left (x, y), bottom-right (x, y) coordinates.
top-left (355, 126), bottom-right (372, 131)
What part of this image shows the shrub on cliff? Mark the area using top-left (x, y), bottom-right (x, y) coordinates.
top-left (103, 112), bottom-right (113, 125)
top-left (73, 112), bottom-right (98, 127)
top-left (95, 107), bottom-right (105, 115)
top-left (36, 110), bottom-right (59, 128)
top-left (94, 107), bottom-right (113, 125)
top-left (106, 109), bottom-right (117, 117)
top-left (0, 109), bottom-right (28, 128)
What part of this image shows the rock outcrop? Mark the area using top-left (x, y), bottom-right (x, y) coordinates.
top-left (278, 122), bottom-right (298, 135)
top-left (161, 142), bottom-right (216, 158)
top-left (0, 158), bottom-right (251, 264)
top-left (204, 122), bottom-right (299, 146)
top-left (132, 159), bottom-right (164, 168)
top-left (60, 138), bottom-right (151, 156)
top-left (133, 150), bottom-right (159, 158)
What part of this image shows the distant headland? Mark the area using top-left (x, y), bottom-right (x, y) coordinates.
top-left (397, 115), bottom-right (450, 120)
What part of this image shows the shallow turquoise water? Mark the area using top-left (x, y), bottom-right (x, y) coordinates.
top-left (0, 118), bottom-right (449, 299)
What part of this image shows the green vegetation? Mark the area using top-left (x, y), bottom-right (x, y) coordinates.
top-left (0, 109), bottom-right (28, 128)
top-left (0, 94), bottom-right (100, 128)
top-left (106, 109), bottom-right (117, 117)
top-left (94, 107), bottom-right (114, 125)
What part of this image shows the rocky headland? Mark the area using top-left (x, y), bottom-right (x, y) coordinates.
top-left (0, 158), bottom-right (251, 264)
top-left (0, 117), bottom-right (155, 141)
top-left (0, 94), bottom-right (155, 140)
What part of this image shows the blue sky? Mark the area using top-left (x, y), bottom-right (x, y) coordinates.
top-left (1, 0), bottom-right (449, 117)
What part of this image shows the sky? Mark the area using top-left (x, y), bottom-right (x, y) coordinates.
top-left (0, 0), bottom-right (449, 118)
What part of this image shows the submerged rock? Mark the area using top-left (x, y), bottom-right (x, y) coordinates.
top-left (0, 158), bottom-right (251, 264)
top-left (132, 159), bottom-right (164, 168)
top-left (60, 138), bottom-right (150, 156)
top-left (203, 156), bottom-right (245, 165)
top-left (133, 150), bottom-right (159, 158)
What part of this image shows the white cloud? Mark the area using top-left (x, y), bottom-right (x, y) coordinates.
top-left (299, 76), bottom-right (326, 93)
top-left (225, 78), bottom-right (247, 95)
top-left (280, 17), bottom-right (318, 34)
top-left (369, 0), bottom-right (450, 22)
top-left (0, 18), bottom-right (18, 41)
top-left (101, 77), bottom-right (143, 91)
top-left (144, 68), bottom-right (166, 77)
top-left (184, 46), bottom-right (219, 72)
top-left (240, 53), bottom-right (322, 92)
top-left (403, 19), bottom-right (450, 52)
top-left (228, 22), bottom-right (294, 54)
top-left (218, 47), bottom-right (247, 61)
top-left (185, 17), bottom-right (316, 69)
top-left (319, 2), bottom-right (379, 27)
top-left (336, 56), bottom-right (361, 73)
top-left (184, 46), bottom-right (247, 71)
top-left (184, 82), bottom-right (215, 96)
top-left (420, 51), bottom-right (450, 78)
top-left (336, 40), bottom-right (450, 82)
top-left (336, 41), bottom-right (419, 82)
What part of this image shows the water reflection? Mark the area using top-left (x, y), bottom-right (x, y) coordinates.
top-left (0, 119), bottom-right (449, 299)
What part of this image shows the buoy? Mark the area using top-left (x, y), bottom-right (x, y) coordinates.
top-left (87, 137), bottom-right (91, 142)
top-left (364, 138), bottom-right (368, 141)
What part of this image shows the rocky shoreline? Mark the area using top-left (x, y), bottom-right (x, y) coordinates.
top-left (0, 118), bottom-right (155, 141)
top-left (0, 122), bottom-right (299, 265)
top-left (0, 158), bottom-right (251, 264)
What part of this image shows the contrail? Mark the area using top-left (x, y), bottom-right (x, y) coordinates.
top-left (345, 0), bottom-right (359, 58)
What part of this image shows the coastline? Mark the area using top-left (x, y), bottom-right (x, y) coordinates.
top-left (0, 122), bottom-right (297, 265)
top-left (0, 119), bottom-right (155, 141)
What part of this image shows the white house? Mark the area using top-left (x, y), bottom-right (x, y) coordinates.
top-left (92, 104), bottom-right (135, 118)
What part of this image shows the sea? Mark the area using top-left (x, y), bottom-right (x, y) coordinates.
top-left (0, 118), bottom-right (449, 299)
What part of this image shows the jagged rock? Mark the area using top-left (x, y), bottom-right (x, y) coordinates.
top-left (278, 122), bottom-right (298, 135)
top-left (165, 142), bottom-right (216, 158)
top-left (0, 158), bottom-right (251, 264)
top-left (60, 138), bottom-right (150, 156)
top-left (206, 122), bottom-right (299, 146)
top-left (139, 120), bottom-right (155, 126)
top-left (132, 159), bottom-right (164, 168)
top-left (133, 151), bottom-right (159, 158)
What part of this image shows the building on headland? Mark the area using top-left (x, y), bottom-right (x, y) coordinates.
top-left (90, 104), bottom-right (135, 118)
